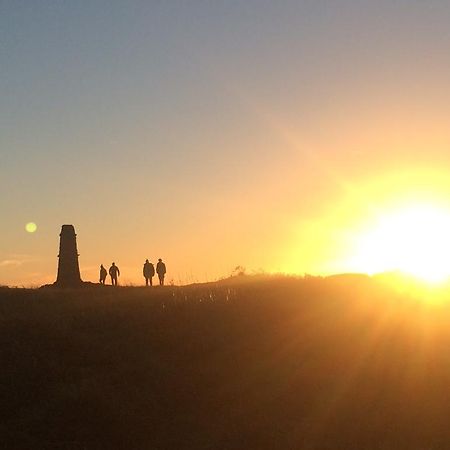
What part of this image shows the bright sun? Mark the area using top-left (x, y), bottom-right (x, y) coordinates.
top-left (349, 203), bottom-right (450, 283)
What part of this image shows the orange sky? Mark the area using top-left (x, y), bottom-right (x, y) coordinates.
top-left (2, 2), bottom-right (450, 286)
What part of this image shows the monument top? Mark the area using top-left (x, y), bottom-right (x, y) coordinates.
top-left (60, 224), bottom-right (76, 234)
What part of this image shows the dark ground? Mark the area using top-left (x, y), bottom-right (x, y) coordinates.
top-left (1, 276), bottom-right (450, 449)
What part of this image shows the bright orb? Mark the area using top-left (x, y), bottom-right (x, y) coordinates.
top-left (25, 222), bottom-right (37, 233)
top-left (349, 204), bottom-right (450, 284)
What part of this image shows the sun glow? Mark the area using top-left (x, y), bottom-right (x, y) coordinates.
top-left (347, 203), bottom-right (450, 283)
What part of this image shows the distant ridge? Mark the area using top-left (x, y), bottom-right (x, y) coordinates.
top-left (325, 273), bottom-right (371, 282)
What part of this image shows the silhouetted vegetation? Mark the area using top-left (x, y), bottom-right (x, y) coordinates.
top-left (1, 277), bottom-right (450, 449)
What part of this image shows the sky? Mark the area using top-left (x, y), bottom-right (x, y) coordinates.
top-left (2, 1), bottom-right (450, 286)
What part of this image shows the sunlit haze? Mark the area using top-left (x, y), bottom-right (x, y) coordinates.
top-left (3, 2), bottom-right (450, 286)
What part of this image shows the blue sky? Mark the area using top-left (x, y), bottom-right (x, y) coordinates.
top-left (2, 1), bottom-right (450, 285)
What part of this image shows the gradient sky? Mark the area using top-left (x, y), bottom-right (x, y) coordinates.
top-left (3, 1), bottom-right (450, 286)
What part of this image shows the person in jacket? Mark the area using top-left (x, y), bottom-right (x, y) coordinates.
top-left (99, 264), bottom-right (107, 284)
top-left (143, 259), bottom-right (155, 286)
top-left (109, 262), bottom-right (120, 286)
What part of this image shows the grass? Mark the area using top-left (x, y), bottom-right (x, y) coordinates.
top-left (1, 276), bottom-right (450, 449)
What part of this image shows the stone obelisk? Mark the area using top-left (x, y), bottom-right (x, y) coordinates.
top-left (55, 225), bottom-right (83, 287)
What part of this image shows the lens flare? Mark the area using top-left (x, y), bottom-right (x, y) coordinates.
top-left (25, 222), bottom-right (37, 233)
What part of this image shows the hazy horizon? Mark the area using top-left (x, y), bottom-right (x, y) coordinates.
top-left (3, 1), bottom-right (450, 286)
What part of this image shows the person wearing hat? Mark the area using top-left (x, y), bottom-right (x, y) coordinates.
top-left (156, 258), bottom-right (166, 286)
top-left (143, 259), bottom-right (155, 286)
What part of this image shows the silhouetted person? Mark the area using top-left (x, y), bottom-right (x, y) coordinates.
top-left (99, 264), bottom-right (107, 284)
top-left (109, 262), bottom-right (120, 286)
top-left (156, 258), bottom-right (166, 286)
top-left (143, 259), bottom-right (155, 286)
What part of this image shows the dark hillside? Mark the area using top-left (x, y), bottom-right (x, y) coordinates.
top-left (1, 278), bottom-right (450, 449)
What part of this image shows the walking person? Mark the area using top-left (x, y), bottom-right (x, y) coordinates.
top-left (99, 264), bottom-right (107, 284)
top-left (143, 259), bottom-right (155, 286)
top-left (109, 262), bottom-right (120, 286)
top-left (156, 258), bottom-right (166, 286)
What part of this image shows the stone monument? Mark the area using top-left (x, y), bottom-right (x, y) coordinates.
top-left (55, 224), bottom-right (83, 287)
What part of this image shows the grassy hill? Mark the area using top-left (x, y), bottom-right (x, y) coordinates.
top-left (1, 276), bottom-right (450, 449)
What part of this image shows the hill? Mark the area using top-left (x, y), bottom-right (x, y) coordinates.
top-left (1, 276), bottom-right (450, 449)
